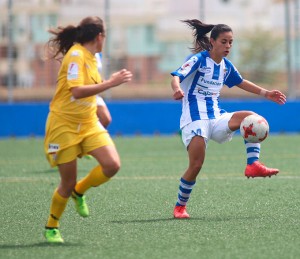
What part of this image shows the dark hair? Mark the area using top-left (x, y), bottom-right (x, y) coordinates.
top-left (182, 19), bottom-right (232, 52)
top-left (211, 24), bottom-right (232, 40)
top-left (47, 16), bottom-right (104, 60)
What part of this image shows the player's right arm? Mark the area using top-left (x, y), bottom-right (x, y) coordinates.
top-left (171, 76), bottom-right (184, 100)
top-left (170, 54), bottom-right (200, 100)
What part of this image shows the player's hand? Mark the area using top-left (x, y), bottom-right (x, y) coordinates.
top-left (109, 69), bottom-right (132, 86)
top-left (173, 89), bottom-right (184, 100)
top-left (266, 90), bottom-right (286, 105)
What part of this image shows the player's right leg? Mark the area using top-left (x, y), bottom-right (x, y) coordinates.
top-left (44, 159), bottom-right (77, 243)
top-left (174, 135), bottom-right (206, 219)
top-left (44, 114), bottom-right (85, 242)
top-left (44, 188), bottom-right (66, 243)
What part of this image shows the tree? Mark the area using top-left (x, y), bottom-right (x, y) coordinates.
top-left (238, 28), bottom-right (284, 84)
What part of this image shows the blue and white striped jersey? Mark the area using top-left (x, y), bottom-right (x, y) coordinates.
top-left (171, 50), bottom-right (243, 129)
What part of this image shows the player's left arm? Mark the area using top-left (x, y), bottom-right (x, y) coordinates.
top-left (237, 79), bottom-right (286, 105)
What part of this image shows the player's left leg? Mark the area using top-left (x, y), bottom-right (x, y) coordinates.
top-left (75, 144), bottom-right (120, 190)
top-left (244, 148), bottom-right (279, 178)
top-left (73, 144), bottom-right (120, 217)
top-left (72, 123), bottom-right (118, 217)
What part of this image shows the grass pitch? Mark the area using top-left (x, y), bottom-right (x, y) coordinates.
top-left (0, 134), bottom-right (300, 259)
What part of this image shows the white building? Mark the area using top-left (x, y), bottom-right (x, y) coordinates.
top-left (0, 0), bottom-right (297, 90)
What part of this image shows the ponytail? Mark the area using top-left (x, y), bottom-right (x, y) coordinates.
top-left (47, 25), bottom-right (78, 59)
top-left (47, 16), bottom-right (104, 60)
top-left (182, 19), bottom-right (215, 52)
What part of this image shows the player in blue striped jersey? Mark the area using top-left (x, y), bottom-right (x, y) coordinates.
top-left (171, 19), bottom-right (286, 219)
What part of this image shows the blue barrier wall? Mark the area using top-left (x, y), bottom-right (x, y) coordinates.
top-left (0, 99), bottom-right (299, 137)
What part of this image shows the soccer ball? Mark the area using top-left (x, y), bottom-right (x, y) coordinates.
top-left (240, 114), bottom-right (269, 143)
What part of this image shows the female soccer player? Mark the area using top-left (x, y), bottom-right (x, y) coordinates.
top-left (43, 16), bottom-right (132, 242)
top-left (171, 19), bottom-right (286, 219)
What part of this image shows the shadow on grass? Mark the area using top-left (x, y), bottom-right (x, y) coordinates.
top-left (110, 215), bottom-right (256, 224)
top-left (0, 242), bottom-right (82, 249)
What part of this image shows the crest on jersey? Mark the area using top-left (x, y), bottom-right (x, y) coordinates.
top-left (178, 56), bottom-right (198, 76)
top-left (71, 50), bottom-right (79, 56)
top-left (67, 62), bottom-right (79, 80)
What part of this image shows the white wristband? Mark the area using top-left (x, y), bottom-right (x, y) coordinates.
top-left (259, 89), bottom-right (267, 97)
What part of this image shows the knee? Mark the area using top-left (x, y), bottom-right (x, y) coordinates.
top-left (110, 161), bottom-right (121, 175)
top-left (190, 160), bottom-right (203, 173)
top-left (59, 180), bottom-right (76, 197)
top-left (102, 160), bottom-right (121, 178)
top-left (184, 161), bottom-right (203, 181)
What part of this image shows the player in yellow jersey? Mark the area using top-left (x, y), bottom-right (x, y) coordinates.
top-left (43, 16), bottom-right (132, 243)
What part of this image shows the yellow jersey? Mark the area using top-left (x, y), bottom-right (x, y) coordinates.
top-left (50, 43), bottom-right (101, 124)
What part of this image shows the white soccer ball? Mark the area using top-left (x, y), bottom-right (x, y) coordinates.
top-left (240, 114), bottom-right (269, 143)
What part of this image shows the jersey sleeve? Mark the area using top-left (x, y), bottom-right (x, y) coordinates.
top-left (171, 54), bottom-right (201, 82)
top-left (65, 49), bottom-right (85, 89)
top-left (223, 59), bottom-right (243, 88)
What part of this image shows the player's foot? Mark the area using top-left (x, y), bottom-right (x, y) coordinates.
top-left (72, 192), bottom-right (89, 217)
top-left (245, 161), bottom-right (279, 178)
top-left (44, 228), bottom-right (64, 243)
top-left (173, 205), bottom-right (190, 219)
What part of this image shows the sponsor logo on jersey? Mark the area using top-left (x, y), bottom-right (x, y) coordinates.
top-left (199, 77), bottom-right (222, 86)
top-left (67, 62), bottom-right (79, 80)
top-left (197, 88), bottom-right (216, 96)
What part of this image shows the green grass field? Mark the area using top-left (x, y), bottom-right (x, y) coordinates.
top-left (0, 134), bottom-right (300, 259)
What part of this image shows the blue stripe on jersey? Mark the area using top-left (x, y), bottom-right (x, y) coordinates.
top-left (187, 56), bottom-right (206, 121)
top-left (212, 64), bottom-right (220, 80)
top-left (218, 97), bottom-right (227, 115)
top-left (220, 109), bottom-right (226, 115)
top-left (188, 71), bottom-right (202, 121)
top-left (223, 58), bottom-right (243, 87)
top-left (205, 97), bottom-right (215, 119)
